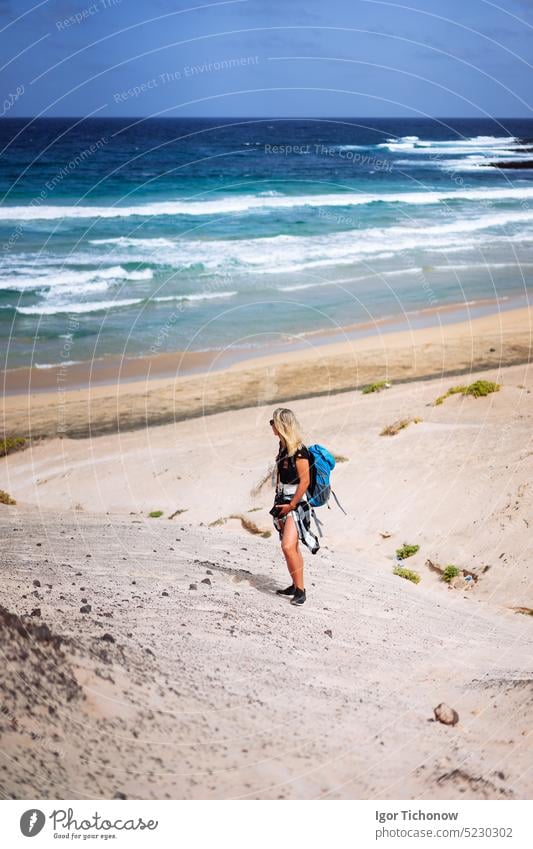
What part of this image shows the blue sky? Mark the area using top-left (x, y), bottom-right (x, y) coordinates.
top-left (1, 0), bottom-right (532, 117)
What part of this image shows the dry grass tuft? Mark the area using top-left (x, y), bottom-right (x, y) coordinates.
top-left (209, 513), bottom-right (272, 538)
top-left (380, 417), bottom-right (422, 436)
top-left (251, 464), bottom-right (275, 497)
top-left (510, 606), bottom-right (533, 617)
top-left (168, 508), bottom-right (188, 519)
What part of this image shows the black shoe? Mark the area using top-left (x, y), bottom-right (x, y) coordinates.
top-left (290, 588), bottom-right (306, 606)
top-left (276, 584), bottom-right (296, 596)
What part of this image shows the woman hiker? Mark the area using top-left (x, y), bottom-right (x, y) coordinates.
top-left (270, 407), bottom-right (320, 606)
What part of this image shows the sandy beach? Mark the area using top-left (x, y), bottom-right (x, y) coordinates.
top-left (2, 303), bottom-right (532, 439)
top-left (1, 311), bottom-right (532, 799)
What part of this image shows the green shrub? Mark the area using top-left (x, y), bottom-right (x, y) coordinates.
top-left (396, 543), bottom-right (420, 560)
top-left (148, 510), bottom-right (164, 518)
top-left (434, 386), bottom-right (467, 406)
top-left (0, 490), bottom-right (16, 505)
top-left (442, 564), bottom-right (460, 583)
top-left (362, 381), bottom-right (391, 394)
top-left (0, 437), bottom-right (26, 457)
top-left (464, 379), bottom-right (500, 398)
top-left (393, 566), bottom-right (421, 584)
top-left (434, 380), bottom-right (500, 406)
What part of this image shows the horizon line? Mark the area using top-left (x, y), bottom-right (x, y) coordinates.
top-left (2, 114), bottom-right (533, 121)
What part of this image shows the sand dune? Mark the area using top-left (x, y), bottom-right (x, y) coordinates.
top-left (1, 507), bottom-right (532, 800)
top-left (1, 359), bottom-right (532, 799)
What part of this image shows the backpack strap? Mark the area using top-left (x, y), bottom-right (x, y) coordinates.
top-left (311, 508), bottom-right (324, 537)
top-left (330, 489), bottom-right (348, 515)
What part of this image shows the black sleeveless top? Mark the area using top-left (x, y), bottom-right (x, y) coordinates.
top-left (276, 442), bottom-right (311, 485)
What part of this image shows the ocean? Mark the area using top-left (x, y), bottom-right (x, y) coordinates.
top-left (1, 116), bottom-right (532, 370)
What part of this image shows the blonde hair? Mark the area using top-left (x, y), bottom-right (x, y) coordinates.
top-left (272, 407), bottom-right (303, 457)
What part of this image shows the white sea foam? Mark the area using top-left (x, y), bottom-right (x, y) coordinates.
top-left (76, 210), bottom-right (533, 278)
top-left (378, 134), bottom-right (519, 153)
top-left (0, 266), bottom-right (153, 292)
top-left (3, 185), bottom-right (533, 220)
top-left (152, 208), bottom-right (533, 276)
top-left (427, 262), bottom-right (533, 272)
top-left (153, 290), bottom-right (237, 302)
top-left (5, 209), bottom-right (532, 293)
top-left (14, 287), bottom-right (239, 315)
top-left (89, 237), bottom-right (175, 248)
top-left (16, 298), bottom-right (144, 315)
top-left (34, 360), bottom-right (82, 368)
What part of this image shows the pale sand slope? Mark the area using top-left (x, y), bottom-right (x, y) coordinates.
top-left (2, 362), bottom-right (532, 611)
top-left (1, 363), bottom-right (532, 799)
top-left (0, 507), bottom-right (532, 801)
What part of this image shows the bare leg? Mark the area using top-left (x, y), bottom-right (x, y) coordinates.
top-left (281, 514), bottom-right (305, 590)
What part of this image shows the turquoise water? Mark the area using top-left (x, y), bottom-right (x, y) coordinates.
top-left (1, 117), bottom-right (532, 369)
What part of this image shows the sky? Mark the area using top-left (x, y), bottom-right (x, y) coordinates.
top-left (1, 0), bottom-right (532, 118)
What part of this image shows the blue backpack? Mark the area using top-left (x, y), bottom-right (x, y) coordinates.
top-left (307, 444), bottom-right (347, 513)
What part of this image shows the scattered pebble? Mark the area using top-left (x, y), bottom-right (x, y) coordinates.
top-left (101, 633), bottom-right (115, 643)
top-left (324, 629), bottom-right (333, 639)
top-left (33, 580), bottom-right (41, 587)
top-left (201, 578), bottom-right (211, 586)
top-left (189, 583), bottom-right (197, 591)
top-left (80, 604), bottom-right (92, 614)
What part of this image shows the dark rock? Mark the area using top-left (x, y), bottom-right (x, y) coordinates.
top-left (206, 569), bottom-right (213, 575)
top-left (81, 598), bottom-right (88, 604)
top-left (434, 703), bottom-right (459, 726)
top-left (484, 159), bottom-right (533, 169)
top-left (33, 580), bottom-right (41, 587)
top-left (162, 591), bottom-right (169, 597)
top-left (101, 633), bottom-right (115, 643)
top-left (30, 608), bottom-right (41, 617)
top-left (201, 578), bottom-right (212, 586)
top-left (189, 583), bottom-right (197, 591)
top-left (80, 604), bottom-right (91, 614)
top-left (324, 629), bottom-right (333, 639)
top-left (113, 792), bottom-right (126, 799)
